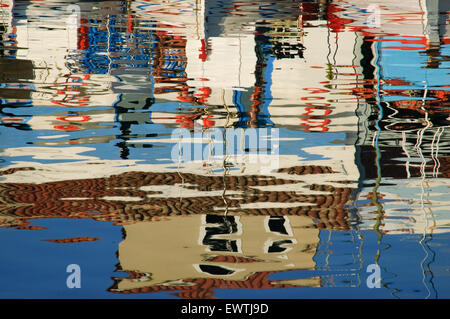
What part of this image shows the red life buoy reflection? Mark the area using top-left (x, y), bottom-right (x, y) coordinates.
top-left (53, 124), bottom-right (81, 131)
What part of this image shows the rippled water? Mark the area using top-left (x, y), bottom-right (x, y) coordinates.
top-left (0, 0), bottom-right (449, 299)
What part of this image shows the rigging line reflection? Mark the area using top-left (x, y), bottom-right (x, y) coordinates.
top-left (373, 40), bottom-right (384, 246)
top-left (324, 230), bottom-right (332, 271)
top-left (416, 82), bottom-right (437, 299)
top-left (222, 89), bottom-right (231, 216)
top-left (402, 131), bottom-right (412, 179)
top-left (434, 127), bottom-right (444, 177)
top-left (431, 126), bottom-right (444, 178)
top-left (352, 32), bottom-right (370, 271)
top-left (351, 30), bottom-right (365, 276)
top-left (176, 126), bottom-right (186, 207)
top-left (419, 143), bottom-right (432, 299)
top-left (430, 125), bottom-right (439, 177)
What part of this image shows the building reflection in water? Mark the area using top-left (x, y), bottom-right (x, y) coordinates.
top-left (0, 0), bottom-right (449, 298)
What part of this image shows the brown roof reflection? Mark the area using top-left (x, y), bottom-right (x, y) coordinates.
top-left (0, 166), bottom-right (354, 230)
top-left (108, 271), bottom-right (320, 299)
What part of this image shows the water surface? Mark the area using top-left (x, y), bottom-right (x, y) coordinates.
top-left (0, 0), bottom-right (449, 299)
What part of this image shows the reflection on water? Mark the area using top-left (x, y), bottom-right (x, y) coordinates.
top-left (0, 0), bottom-right (449, 299)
